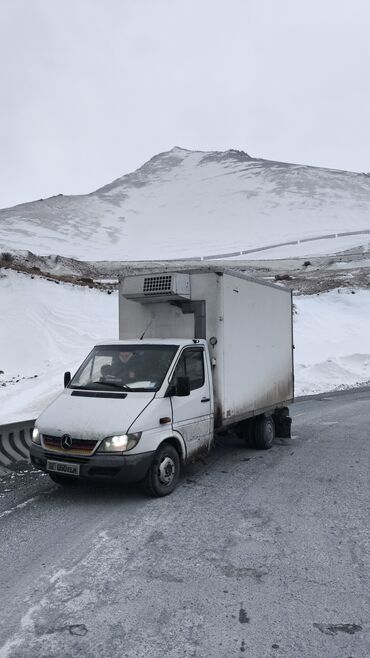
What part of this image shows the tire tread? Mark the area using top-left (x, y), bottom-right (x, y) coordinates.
top-left (143, 443), bottom-right (180, 497)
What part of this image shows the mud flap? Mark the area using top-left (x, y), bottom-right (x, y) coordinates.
top-left (273, 407), bottom-right (292, 438)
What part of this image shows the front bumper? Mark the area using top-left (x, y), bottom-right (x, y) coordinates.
top-left (29, 444), bottom-right (154, 483)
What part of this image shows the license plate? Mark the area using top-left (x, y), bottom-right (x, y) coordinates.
top-left (46, 460), bottom-right (80, 477)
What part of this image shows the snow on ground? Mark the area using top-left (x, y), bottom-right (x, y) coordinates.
top-left (0, 271), bottom-right (117, 424)
top-left (1, 270), bottom-right (370, 424)
top-left (294, 288), bottom-right (370, 396)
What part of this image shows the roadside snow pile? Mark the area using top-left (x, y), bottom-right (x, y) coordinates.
top-left (0, 271), bottom-right (117, 424)
top-left (1, 271), bottom-right (370, 423)
top-left (294, 288), bottom-right (370, 395)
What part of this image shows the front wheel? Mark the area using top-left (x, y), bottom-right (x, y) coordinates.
top-left (143, 443), bottom-right (180, 497)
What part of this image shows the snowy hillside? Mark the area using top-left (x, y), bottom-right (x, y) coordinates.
top-left (1, 270), bottom-right (370, 424)
top-left (1, 147), bottom-right (370, 261)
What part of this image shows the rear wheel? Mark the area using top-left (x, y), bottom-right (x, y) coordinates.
top-left (254, 415), bottom-right (275, 450)
top-left (143, 443), bottom-right (180, 497)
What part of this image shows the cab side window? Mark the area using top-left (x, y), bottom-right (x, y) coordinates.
top-left (174, 348), bottom-right (205, 391)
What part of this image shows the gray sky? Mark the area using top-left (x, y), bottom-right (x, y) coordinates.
top-left (1, 0), bottom-right (369, 208)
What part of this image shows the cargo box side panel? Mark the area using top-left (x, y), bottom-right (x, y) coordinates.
top-left (222, 275), bottom-right (293, 422)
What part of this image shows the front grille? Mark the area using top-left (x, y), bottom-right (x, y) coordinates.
top-left (43, 434), bottom-right (98, 456)
top-left (43, 451), bottom-right (90, 464)
top-left (143, 275), bottom-right (172, 296)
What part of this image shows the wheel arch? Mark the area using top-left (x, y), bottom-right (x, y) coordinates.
top-left (160, 434), bottom-right (186, 463)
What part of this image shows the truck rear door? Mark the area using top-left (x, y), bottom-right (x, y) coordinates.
top-left (170, 346), bottom-right (213, 459)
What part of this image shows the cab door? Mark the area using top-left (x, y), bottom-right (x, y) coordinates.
top-left (170, 347), bottom-right (213, 459)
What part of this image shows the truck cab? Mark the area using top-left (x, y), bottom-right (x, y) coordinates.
top-left (30, 339), bottom-right (214, 496)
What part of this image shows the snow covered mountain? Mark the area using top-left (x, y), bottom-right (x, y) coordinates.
top-left (1, 147), bottom-right (370, 423)
top-left (1, 147), bottom-right (370, 261)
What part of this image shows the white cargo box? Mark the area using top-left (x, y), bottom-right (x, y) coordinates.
top-left (119, 268), bottom-right (293, 426)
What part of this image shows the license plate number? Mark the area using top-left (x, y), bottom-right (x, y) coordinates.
top-left (46, 460), bottom-right (80, 476)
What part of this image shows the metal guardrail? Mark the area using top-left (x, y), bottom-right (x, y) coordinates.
top-left (0, 419), bottom-right (35, 468)
top-left (201, 230), bottom-right (370, 261)
top-left (118, 229), bottom-right (370, 266)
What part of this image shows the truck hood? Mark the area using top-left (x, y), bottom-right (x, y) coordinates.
top-left (36, 389), bottom-right (155, 440)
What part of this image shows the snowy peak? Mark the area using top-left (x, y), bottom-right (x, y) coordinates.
top-left (0, 147), bottom-right (370, 261)
top-left (96, 147), bottom-right (194, 194)
top-left (96, 147), bottom-right (253, 196)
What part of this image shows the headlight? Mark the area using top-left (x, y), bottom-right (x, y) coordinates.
top-left (97, 432), bottom-right (142, 453)
top-left (32, 428), bottom-right (41, 444)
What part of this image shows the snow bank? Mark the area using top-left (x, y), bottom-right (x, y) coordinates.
top-left (294, 288), bottom-right (370, 395)
top-left (0, 271), bottom-right (117, 424)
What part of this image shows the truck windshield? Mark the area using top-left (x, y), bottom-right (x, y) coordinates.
top-left (69, 344), bottom-right (178, 392)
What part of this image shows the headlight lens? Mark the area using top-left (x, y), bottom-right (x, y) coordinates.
top-left (32, 428), bottom-right (41, 444)
top-left (97, 432), bottom-right (142, 453)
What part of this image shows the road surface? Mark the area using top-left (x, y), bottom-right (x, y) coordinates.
top-left (0, 389), bottom-right (369, 657)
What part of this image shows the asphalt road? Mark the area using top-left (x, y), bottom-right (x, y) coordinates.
top-left (0, 390), bottom-right (369, 658)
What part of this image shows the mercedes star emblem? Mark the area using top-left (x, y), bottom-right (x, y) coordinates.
top-left (61, 434), bottom-right (73, 450)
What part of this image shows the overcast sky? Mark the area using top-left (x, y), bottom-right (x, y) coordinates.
top-left (1, 0), bottom-right (369, 208)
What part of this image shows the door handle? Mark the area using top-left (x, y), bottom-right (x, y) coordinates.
top-left (201, 397), bottom-right (210, 402)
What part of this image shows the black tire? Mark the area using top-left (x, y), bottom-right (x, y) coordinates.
top-left (254, 415), bottom-right (275, 450)
top-left (49, 473), bottom-right (79, 485)
top-left (143, 443), bottom-right (180, 497)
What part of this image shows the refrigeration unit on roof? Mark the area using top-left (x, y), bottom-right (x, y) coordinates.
top-left (121, 273), bottom-right (191, 303)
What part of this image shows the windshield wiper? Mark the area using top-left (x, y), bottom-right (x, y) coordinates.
top-left (72, 381), bottom-right (133, 392)
top-left (92, 381), bottom-right (133, 391)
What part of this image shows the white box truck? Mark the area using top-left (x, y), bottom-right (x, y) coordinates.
top-left (30, 267), bottom-right (294, 496)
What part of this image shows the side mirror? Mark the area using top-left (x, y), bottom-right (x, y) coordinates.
top-left (175, 376), bottom-right (191, 397)
top-left (64, 371), bottom-right (71, 388)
